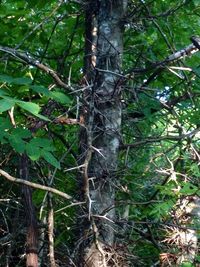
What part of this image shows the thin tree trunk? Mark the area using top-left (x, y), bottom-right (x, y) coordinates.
top-left (20, 154), bottom-right (38, 267)
top-left (48, 193), bottom-right (57, 267)
top-left (78, 1), bottom-right (127, 266)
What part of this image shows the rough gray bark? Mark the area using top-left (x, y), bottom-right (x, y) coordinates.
top-left (78, 0), bottom-right (127, 266)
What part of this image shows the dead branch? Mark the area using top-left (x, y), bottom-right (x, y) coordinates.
top-left (0, 45), bottom-right (74, 92)
top-left (0, 169), bottom-right (72, 200)
top-left (126, 39), bottom-right (200, 75)
top-left (122, 126), bottom-right (200, 148)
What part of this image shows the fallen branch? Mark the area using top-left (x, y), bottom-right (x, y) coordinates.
top-left (0, 169), bottom-right (72, 200)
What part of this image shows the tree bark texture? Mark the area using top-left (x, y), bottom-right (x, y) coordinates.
top-left (78, 1), bottom-right (127, 266)
top-left (20, 154), bottom-right (38, 267)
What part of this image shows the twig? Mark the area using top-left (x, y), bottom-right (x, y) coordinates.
top-left (0, 45), bottom-right (74, 92)
top-left (122, 126), bottom-right (200, 148)
top-left (100, 200), bottom-right (162, 215)
top-left (8, 107), bottom-right (16, 128)
top-left (15, 0), bottom-right (64, 49)
top-left (55, 201), bottom-right (85, 213)
top-left (126, 41), bottom-right (199, 75)
top-left (0, 169), bottom-right (72, 200)
top-left (64, 164), bottom-right (85, 172)
top-left (48, 194), bottom-right (56, 267)
top-left (92, 214), bottom-right (114, 224)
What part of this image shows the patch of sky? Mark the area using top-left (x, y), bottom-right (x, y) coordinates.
top-left (156, 86), bottom-right (170, 102)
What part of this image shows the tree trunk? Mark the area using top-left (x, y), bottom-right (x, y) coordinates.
top-left (77, 1), bottom-right (127, 266)
top-left (20, 154), bottom-right (38, 267)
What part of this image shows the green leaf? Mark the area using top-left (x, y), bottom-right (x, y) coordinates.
top-left (0, 75), bottom-right (32, 85)
top-left (17, 101), bottom-right (41, 114)
top-left (12, 128), bottom-right (32, 139)
top-left (181, 262), bottom-right (194, 267)
top-left (0, 117), bottom-right (12, 130)
top-left (26, 0), bottom-right (47, 8)
top-left (13, 77), bottom-right (32, 85)
top-left (30, 85), bottom-right (50, 96)
top-left (190, 163), bottom-right (200, 177)
top-left (0, 99), bottom-right (15, 112)
top-left (0, 89), bottom-right (9, 97)
top-left (193, 0), bottom-right (200, 7)
top-left (33, 113), bottom-right (51, 121)
top-left (17, 101), bottom-right (50, 121)
top-left (50, 91), bottom-right (71, 104)
top-left (8, 135), bottom-right (26, 153)
top-left (0, 74), bottom-right (14, 84)
top-left (0, 133), bottom-right (8, 144)
top-left (26, 137), bottom-right (56, 161)
top-left (28, 137), bottom-right (54, 150)
top-left (42, 151), bottom-right (60, 169)
top-left (26, 142), bottom-right (41, 160)
top-left (8, 128), bottom-right (31, 153)
top-left (0, 117), bottom-right (10, 143)
top-left (180, 183), bottom-right (198, 196)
